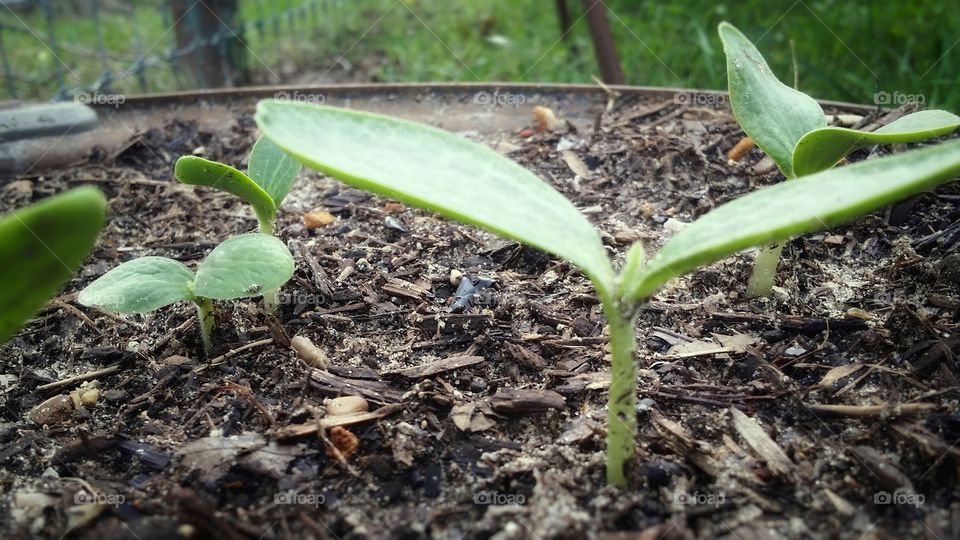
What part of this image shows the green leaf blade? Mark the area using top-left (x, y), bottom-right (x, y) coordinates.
top-left (78, 256), bottom-right (196, 313)
top-left (793, 110), bottom-right (960, 176)
top-left (625, 140), bottom-right (960, 301)
top-left (193, 233), bottom-right (294, 300)
top-left (0, 187), bottom-right (106, 343)
top-left (247, 135), bottom-right (302, 205)
top-left (175, 155), bottom-right (277, 226)
top-left (254, 100), bottom-right (615, 294)
top-left (719, 22), bottom-right (826, 177)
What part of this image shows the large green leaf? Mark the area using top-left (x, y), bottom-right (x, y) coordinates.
top-left (175, 155), bottom-right (277, 227)
top-left (622, 140), bottom-right (960, 301)
top-left (792, 110), bottom-right (960, 176)
top-left (193, 233), bottom-right (294, 300)
top-left (78, 257), bottom-right (196, 313)
top-left (254, 100), bottom-right (616, 296)
top-left (719, 22), bottom-right (826, 177)
top-left (0, 187), bottom-right (106, 343)
top-left (247, 135), bottom-right (301, 205)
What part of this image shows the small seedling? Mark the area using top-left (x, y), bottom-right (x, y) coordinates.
top-left (254, 100), bottom-right (960, 486)
top-left (78, 233), bottom-right (294, 354)
top-left (174, 136), bottom-right (301, 236)
top-left (0, 186), bottom-right (106, 345)
top-left (719, 22), bottom-right (960, 297)
top-left (175, 135), bottom-right (301, 310)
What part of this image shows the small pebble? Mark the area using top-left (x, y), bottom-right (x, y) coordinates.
top-left (326, 395), bottom-right (369, 416)
top-left (303, 210), bottom-right (335, 229)
top-left (29, 395), bottom-right (73, 425)
top-left (291, 336), bottom-right (329, 369)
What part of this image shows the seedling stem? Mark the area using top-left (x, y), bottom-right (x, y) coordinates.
top-left (747, 242), bottom-right (784, 298)
top-left (195, 297), bottom-right (214, 355)
top-left (602, 297), bottom-right (638, 486)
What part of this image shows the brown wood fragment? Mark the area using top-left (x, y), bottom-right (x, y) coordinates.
top-left (383, 355), bottom-right (484, 379)
top-left (805, 402), bottom-right (937, 418)
top-left (729, 407), bottom-right (794, 478)
top-left (503, 342), bottom-right (547, 370)
top-left (727, 136), bottom-right (755, 162)
top-left (414, 313), bottom-right (493, 333)
top-left (489, 388), bottom-right (565, 414)
top-left (552, 371), bottom-right (611, 394)
top-left (848, 445), bottom-right (915, 493)
top-left (309, 368), bottom-right (404, 404)
top-left (274, 403), bottom-right (404, 439)
top-left (382, 276), bottom-right (431, 301)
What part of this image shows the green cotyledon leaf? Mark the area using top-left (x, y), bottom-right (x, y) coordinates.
top-left (621, 140), bottom-right (960, 301)
top-left (0, 186), bottom-right (106, 344)
top-left (792, 110), bottom-right (960, 176)
top-left (247, 135), bottom-right (301, 205)
top-left (719, 22), bottom-right (826, 177)
top-left (193, 233), bottom-right (294, 300)
top-left (78, 256), bottom-right (196, 313)
top-left (175, 155), bottom-right (277, 227)
top-left (254, 100), bottom-right (616, 297)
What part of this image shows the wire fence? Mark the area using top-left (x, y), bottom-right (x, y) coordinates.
top-left (0, 0), bottom-right (344, 101)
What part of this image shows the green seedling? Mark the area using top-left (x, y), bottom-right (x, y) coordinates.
top-left (78, 233), bottom-right (294, 354)
top-left (254, 100), bottom-right (960, 486)
top-left (0, 186), bottom-right (106, 344)
top-left (175, 136), bottom-right (301, 310)
top-left (719, 22), bottom-right (960, 297)
top-left (174, 136), bottom-right (301, 236)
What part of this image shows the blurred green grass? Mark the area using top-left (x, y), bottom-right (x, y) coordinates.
top-left (1, 0), bottom-right (957, 109)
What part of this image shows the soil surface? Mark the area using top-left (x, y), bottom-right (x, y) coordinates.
top-left (1, 95), bottom-right (959, 540)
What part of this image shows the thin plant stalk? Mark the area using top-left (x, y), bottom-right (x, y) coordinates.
top-left (747, 242), bottom-right (784, 298)
top-left (601, 296), bottom-right (638, 487)
top-left (194, 297), bottom-right (214, 355)
top-left (256, 217), bottom-right (280, 312)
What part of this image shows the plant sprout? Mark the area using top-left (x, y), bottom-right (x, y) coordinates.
top-left (78, 233), bottom-right (294, 354)
top-left (174, 136), bottom-right (301, 236)
top-left (175, 135), bottom-right (301, 310)
top-left (719, 22), bottom-right (960, 297)
top-left (0, 186), bottom-right (106, 345)
top-left (254, 100), bottom-right (960, 486)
